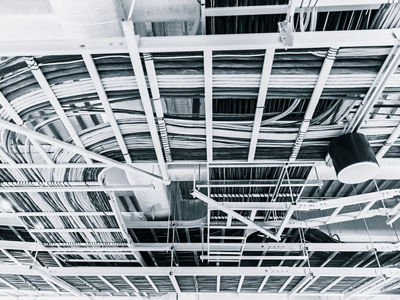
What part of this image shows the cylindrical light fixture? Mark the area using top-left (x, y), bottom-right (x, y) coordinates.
top-left (328, 132), bottom-right (379, 184)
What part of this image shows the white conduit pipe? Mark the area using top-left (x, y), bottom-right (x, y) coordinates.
top-left (0, 118), bottom-right (168, 184)
top-left (122, 21), bottom-right (169, 181)
top-left (0, 91), bottom-right (53, 164)
top-left (143, 53), bottom-right (172, 162)
top-left (289, 47), bottom-right (338, 161)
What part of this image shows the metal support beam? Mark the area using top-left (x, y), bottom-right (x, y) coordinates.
top-left (289, 47), bottom-right (338, 161)
top-left (346, 40), bottom-right (400, 132)
top-left (1, 29), bottom-right (400, 56)
top-left (376, 122), bottom-right (400, 160)
top-left (0, 91), bottom-right (53, 164)
top-left (299, 252), bottom-right (338, 293)
top-left (82, 52), bottom-right (132, 163)
top-left (237, 275), bottom-right (244, 293)
top-left (3, 241), bottom-right (400, 256)
top-left (143, 53), bottom-right (172, 163)
top-left (122, 21), bottom-right (169, 181)
top-left (205, 0), bottom-right (389, 17)
top-left (345, 276), bottom-right (385, 298)
top-left (275, 205), bottom-right (295, 240)
top-left (169, 275), bottom-right (181, 293)
top-left (257, 276), bottom-right (269, 293)
top-left (98, 276), bottom-right (119, 293)
top-left (1, 265), bottom-right (400, 278)
top-left (204, 49), bottom-right (213, 162)
top-left (1, 250), bottom-right (85, 298)
top-left (145, 276), bottom-right (159, 293)
top-left (0, 184), bottom-right (153, 193)
top-left (248, 49), bottom-right (275, 161)
top-left (289, 275), bottom-right (312, 295)
top-left (109, 193), bottom-right (146, 266)
top-left (0, 118), bottom-right (167, 184)
top-left (121, 275), bottom-right (139, 294)
top-left (25, 57), bottom-right (92, 164)
top-left (196, 179), bottom-right (322, 188)
top-left (192, 190), bottom-right (278, 241)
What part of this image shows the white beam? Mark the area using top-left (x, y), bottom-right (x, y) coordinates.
top-left (0, 251), bottom-right (85, 298)
top-left (121, 276), bottom-right (139, 294)
top-left (192, 190), bottom-right (278, 241)
top-left (312, 160), bottom-right (400, 180)
top-left (257, 276), bottom-right (269, 293)
top-left (204, 49), bottom-right (213, 162)
top-left (122, 21), bottom-right (169, 181)
top-left (205, 0), bottom-right (388, 17)
top-left (196, 179), bottom-right (322, 188)
top-left (169, 275), bottom-right (181, 293)
top-left (32, 265), bottom-right (85, 297)
top-left (143, 53), bottom-right (172, 162)
top-left (108, 193), bottom-right (147, 266)
top-left (200, 255), bottom-right (307, 261)
top-left (275, 205), bottom-right (295, 240)
top-left (237, 276), bottom-right (244, 293)
top-left (289, 47), bottom-right (338, 161)
top-left (3, 241), bottom-right (400, 253)
top-left (28, 228), bottom-right (122, 233)
top-left (248, 49), bottom-right (275, 162)
top-left (99, 276), bottom-right (119, 293)
top-left (0, 118), bottom-right (167, 184)
top-left (139, 29), bottom-right (400, 53)
top-left (0, 91), bottom-right (53, 164)
top-left (345, 276), bottom-right (385, 298)
top-left (1, 265), bottom-right (400, 278)
top-left (299, 252), bottom-right (338, 293)
top-left (0, 184), bottom-right (153, 193)
top-left (0, 278), bottom-right (18, 291)
top-left (346, 40), bottom-right (400, 132)
top-left (289, 275), bottom-right (312, 295)
top-left (0, 29), bottom-right (399, 56)
top-left (145, 276), bottom-right (159, 293)
top-left (376, 122), bottom-right (400, 160)
top-left (82, 52), bottom-right (132, 164)
top-left (25, 57), bottom-right (92, 164)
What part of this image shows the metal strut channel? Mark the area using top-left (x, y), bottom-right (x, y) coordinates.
top-left (248, 49), bottom-right (275, 162)
top-left (82, 52), bottom-right (132, 164)
top-left (24, 57), bottom-right (92, 164)
top-left (346, 39), bottom-right (400, 133)
top-left (0, 91), bottom-right (53, 164)
top-left (122, 21), bottom-right (169, 182)
top-left (143, 53), bottom-right (172, 163)
top-left (290, 47), bottom-right (339, 162)
top-left (191, 189), bottom-right (278, 241)
top-left (0, 118), bottom-right (167, 184)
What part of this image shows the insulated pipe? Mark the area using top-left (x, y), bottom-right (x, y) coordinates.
top-left (0, 0), bottom-right (200, 40)
top-left (128, 0), bottom-right (200, 23)
top-left (49, 0), bottom-right (125, 38)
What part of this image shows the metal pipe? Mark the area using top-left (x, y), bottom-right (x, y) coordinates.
top-left (122, 21), bottom-right (169, 181)
top-left (248, 49), bottom-right (275, 162)
top-left (192, 190), bottom-right (278, 241)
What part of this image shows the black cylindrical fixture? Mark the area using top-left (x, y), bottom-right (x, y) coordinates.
top-left (328, 132), bottom-right (379, 184)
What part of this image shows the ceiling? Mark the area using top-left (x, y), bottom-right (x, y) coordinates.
top-left (1, 0), bottom-right (400, 299)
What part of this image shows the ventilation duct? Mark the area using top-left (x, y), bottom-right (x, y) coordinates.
top-left (328, 132), bottom-right (380, 184)
top-left (99, 167), bottom-right (171, 220)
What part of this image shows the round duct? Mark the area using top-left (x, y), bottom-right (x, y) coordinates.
top-left (328, 132), bottom-right (379, 184)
